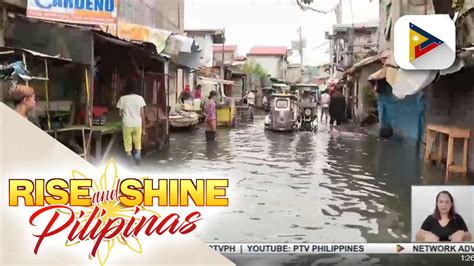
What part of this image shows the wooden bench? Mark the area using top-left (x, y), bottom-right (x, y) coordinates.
top-left (424, 124), bottom-right (470, 183)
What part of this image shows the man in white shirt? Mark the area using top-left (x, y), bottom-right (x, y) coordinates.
top-left (244, 89), bottom-right (256, 107)
top-left (117, 81), bottom-right (146, 165)
top-left (320, 90), bottom-right (331, 125)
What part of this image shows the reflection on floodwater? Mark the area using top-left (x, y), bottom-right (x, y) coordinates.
top-left (135, 115), bottom-right (470, 265)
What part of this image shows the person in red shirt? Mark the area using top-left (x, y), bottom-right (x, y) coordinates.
top-left (179, 85), bottom-right (192, 103)
top-left (194, 84), bottom-right (202, 99)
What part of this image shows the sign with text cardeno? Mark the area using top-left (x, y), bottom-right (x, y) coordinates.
top-left (27, 0), bottom-right (119, 25)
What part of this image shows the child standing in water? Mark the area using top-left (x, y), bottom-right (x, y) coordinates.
top-left (205, 91), bottom-right (218, 132)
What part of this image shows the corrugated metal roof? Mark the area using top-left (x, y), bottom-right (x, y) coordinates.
top-left (0, 47), bottom-right (72, 62)
top-left (347, 50), bottom-right (391, 74)
top-left (247, 46), bottom-right (287, 56)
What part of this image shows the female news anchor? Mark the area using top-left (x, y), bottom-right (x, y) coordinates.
top-left (416, 191), bottom-right (471, 242)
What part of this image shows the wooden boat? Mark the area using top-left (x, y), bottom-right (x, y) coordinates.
top-left (169, 110), bottom-right (200, 129)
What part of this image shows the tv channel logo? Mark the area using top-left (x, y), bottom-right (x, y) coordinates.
top-left (394, 15), bottom-right (456, 70)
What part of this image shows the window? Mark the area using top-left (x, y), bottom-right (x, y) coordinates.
top-left (275, 99), bottom-right (289, 109)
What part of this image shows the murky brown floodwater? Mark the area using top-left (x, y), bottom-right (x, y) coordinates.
top-left (116, 113), bottom-right (470, 266)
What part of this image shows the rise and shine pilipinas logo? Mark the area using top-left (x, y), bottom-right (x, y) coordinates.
top-left (8, 160), bottom-right (229, 265)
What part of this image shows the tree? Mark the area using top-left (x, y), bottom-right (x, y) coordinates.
top-left (254, 64), bottom-right (268, 79)
top-left (241, 59), bottom-right (256, 76)
top-left (240, 59), bottom-right (268, 79)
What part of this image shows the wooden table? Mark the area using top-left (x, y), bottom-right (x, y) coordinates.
top-left (90, 122), bottom-right (122, 165)
top-left (424, 124), bottom-right (470, 182)
top-left (46, 123), bottom-right (122, 164)
top-left (45, 126), bottom-right (92, 160)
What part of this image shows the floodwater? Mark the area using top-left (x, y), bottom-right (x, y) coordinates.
top-left (133, 113), bottom-right (470, 266)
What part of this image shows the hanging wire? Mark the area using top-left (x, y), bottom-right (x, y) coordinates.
top-left (295, 0), bottom-right (339, 13)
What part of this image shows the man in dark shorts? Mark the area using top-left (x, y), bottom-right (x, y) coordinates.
top-left (329, 86), bottom-right (346, 131)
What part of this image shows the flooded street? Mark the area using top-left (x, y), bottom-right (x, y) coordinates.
top-left (136, 114), bottom-right (467, 265)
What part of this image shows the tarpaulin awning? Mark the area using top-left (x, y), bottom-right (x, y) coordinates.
top-left (371, 48), bottom-right (436, 99)
top-left (392, 69), bottom-right (437, 99)
top-left (368, 67), bottom-right (387, 81)
top-left (0, 47), bottom-right (72, 62)
top-left (199, 77), bottom-right (236, 85)
top-left (164, 34), bottom-right (200, 56)
top-left (100, 22), bottom-right (172, 54)
top-left (163, 34), bottom-right (201, 69)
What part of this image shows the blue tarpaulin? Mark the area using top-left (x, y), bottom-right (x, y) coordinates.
top-left (377, 82), bottom-right (426, 143)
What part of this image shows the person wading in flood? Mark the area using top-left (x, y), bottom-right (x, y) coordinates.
top-left (10, 84), bottom-right (40, 127)
top-left (329, 85), bottom-right (346, 132)
top-left (117, 80), bottom-right (146, 166)
top-left (205, 91), bottom-right (218, 133)
top-left (320, 89), bottom-right (331, 125)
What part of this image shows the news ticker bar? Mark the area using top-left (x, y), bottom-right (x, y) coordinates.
top-left (207, 243), bottom-right (474, 254)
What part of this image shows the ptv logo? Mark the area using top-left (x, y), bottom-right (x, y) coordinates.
top-left (409, 23), bottom-right (444, 62)
top-left (394, 15), bottom-right (456, 70)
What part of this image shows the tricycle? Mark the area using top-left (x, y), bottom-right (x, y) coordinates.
top-left (264, 94), bottom-right (298, 132)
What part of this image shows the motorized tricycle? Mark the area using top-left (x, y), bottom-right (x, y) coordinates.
top-left (264, 94), bottom-right (298, 132)
top-left (298, 101), bottom-right (318, 132)
top-left (296, 86), bottom-right (319, 132)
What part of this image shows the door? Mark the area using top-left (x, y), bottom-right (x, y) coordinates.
top-left (143, 72), bottom-right (169, 154)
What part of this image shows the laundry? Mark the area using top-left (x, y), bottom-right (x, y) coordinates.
top-left (0, 61), bottom-right (31, 80)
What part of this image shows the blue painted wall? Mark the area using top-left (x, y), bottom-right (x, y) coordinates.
top-left (377, 83), bottom-right (426, 143)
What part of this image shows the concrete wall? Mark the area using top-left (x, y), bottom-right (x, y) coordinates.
top-left (425, 68), bottom-right (474, 173)
top-left (213, 51), bottom-right (235, 66)
top-left (286, 66), bottom-right (302, 84)
top-left (353, 62), bottom-right (383, 120)
top-left (378, 0), bottom-right (437, 52)
top-left (353, 30), bottom-right (378, 62)
top-left (248, 56), bottom-right (284, 80)
top-left (191, 35), bottom-right (213, 67)
top-left (119, 0), bottom-right (184, 32)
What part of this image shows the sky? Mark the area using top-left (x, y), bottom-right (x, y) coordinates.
top-left (184, 0), bottom-right (379, 66)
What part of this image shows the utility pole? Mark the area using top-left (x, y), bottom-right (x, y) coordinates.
top-left (331, 0), bottom-right (343, 75)
top-left (336, 0), bottom-right (343, 24)
top-left (221, 28), bottom-right (225, 80)
top-left (298, 27), bottom-right (304, 83)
